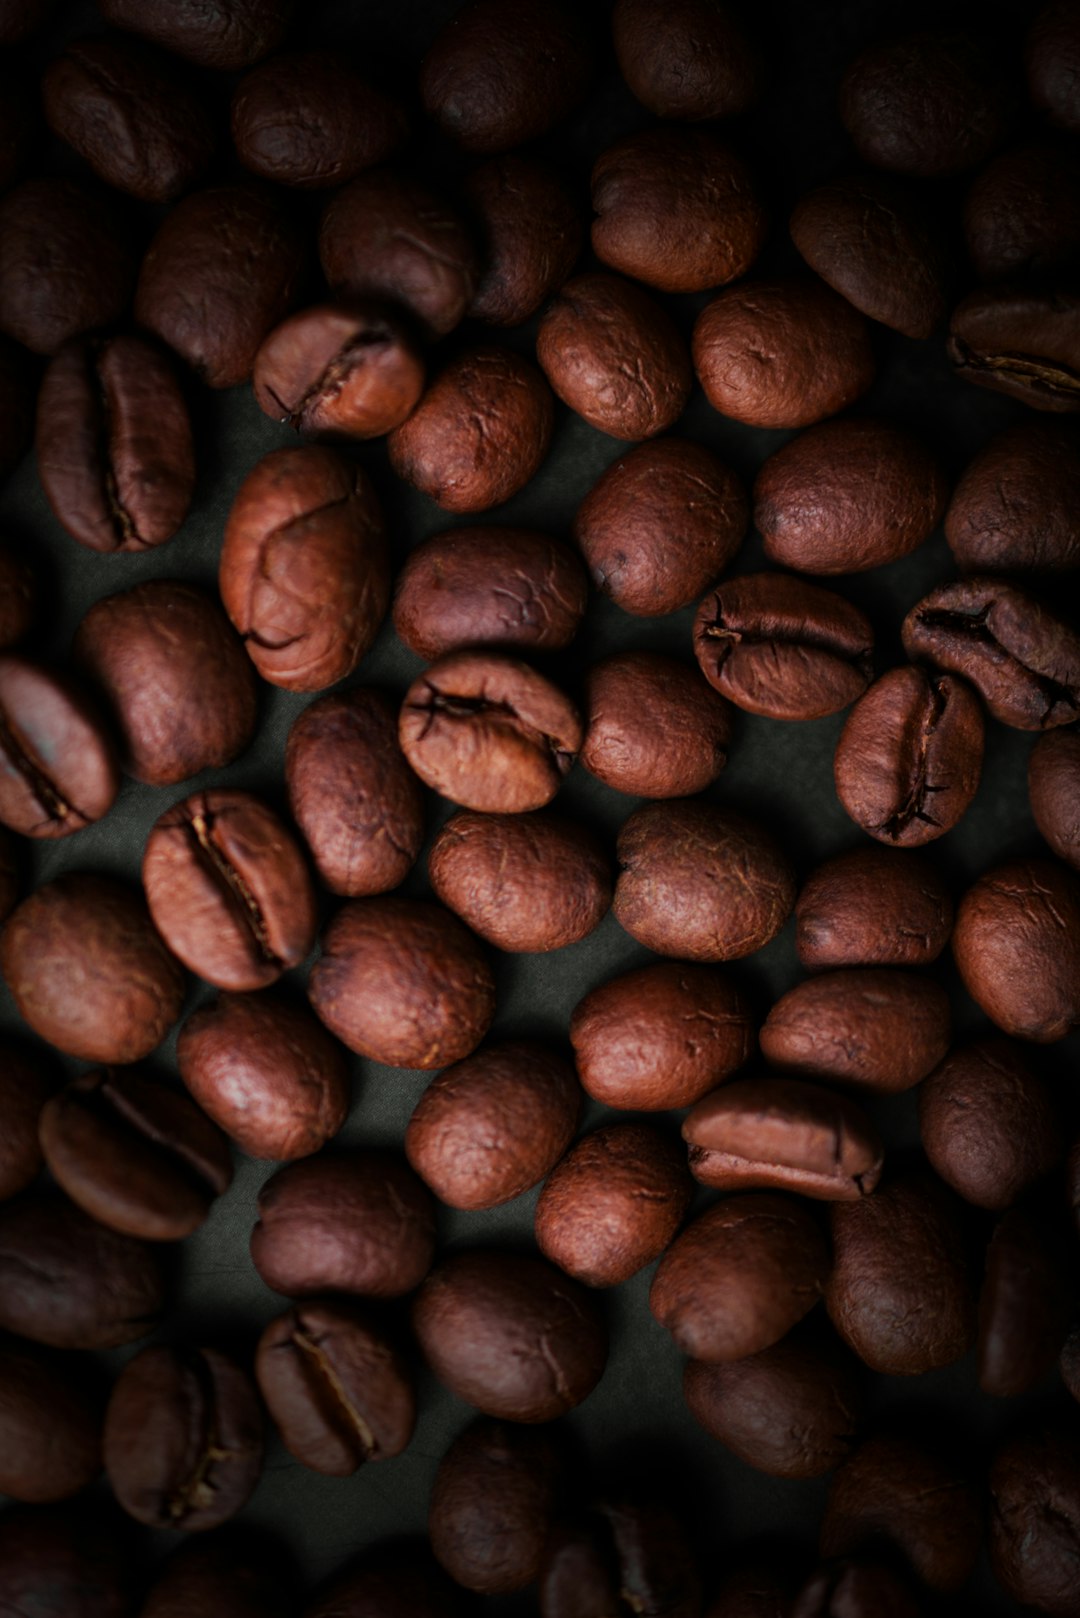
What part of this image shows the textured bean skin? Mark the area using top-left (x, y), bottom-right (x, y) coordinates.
top-left (581, 652), bottom-right (733, 798)
top-left (0, 655), bottom-right (119, 839)
top-left (1028, 1), bottom-right (1080, 132)
top-left (0, 1338), bottom-right (102, 1502)
top-left (759, 969), bottom-right (951, 1094)
top-left (989, 1420), bottom-right (1080, 1615)
top-left (98, 0), bottom-right (294, 70)
top-left (1031, 728), bottom-right (1080, 868)
top-left (795, 847), bottom-right (953, 970)
top-left (429, 1419), bottom-right (564, 1594)
top-left (0, 178), bottom-right (135, 356)
top-left (465, 155), bottom-right (582, 326)
top-left (964, 139), bottom-right (1080, 281)
top-left (612, 0), bottom-right (763, 120)
top-left (951, 857), bottom-right (1080, 1041)
top-left (978, 1206), bottom-right (1073, 1397)
top-left (0, 1041), bottom-right (52, 1200)
top-left (948, 287), bottom-right (1080, 412)
top-left (945, 420), bottom-right (1080, 574)
top-left (253, 301), bottom-right (424, 441)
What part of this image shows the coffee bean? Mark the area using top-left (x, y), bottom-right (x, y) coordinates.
top-left (952, 856), bottom-right (1080, 1041)
top-left (946, 419), bottom-right (1080, 573)
top-left (539, 1498), bottom-right (702, 1618)
top-left (0, 540), bottom-right (34, 648)
top-left (304, 1542), bottom-right (463, 1618)
top-left (0, 1502), bottom-right (135, 1618)
top-left (98, 0), bottom-right (294, 70)
top-left (464, 154), bottom-right (583, 326)
top-left (1028, 2), bottom-right (1080, 132)
top-left (0, 655), bottom-right (119, 838)
top-left (253, 301), bottom-right (424, 440)
top-left (143, 789), bottom-right (317, 992)
top-left (978, 1205), bottom-right (1073, 1398)
top-left (964, 138), bottom-right (1080, 281)
top-left (1030, 727), bottom-right (1080, 868)
top-left (707, 1559), bottom-right (799, 1618)
top-left (140, 1530), bottom-right (294, 1618)
top-left (612, 0), bottom-right (762, 120)
top-left (693, 573), bottom-right (874, 721)
top-left (791, 1559), bottom-right (925, 1618)
top-left (795, 846), bottom-right (953, 970)
top-left (429, 1418), bottom-right (564, 1594)
top-left (0, 1338), bottom-right (102, 1502)
top-left (760, 969), bottom-right (951, 1094)
top-left (948, 286), bottom-right (1080, 412)
top-left (581, 651), bottom-right (734, 798)
top-left (0, 1041), bottom-right (51, 1200)
top-left (990, 1418), bottom-right (1080, 1615)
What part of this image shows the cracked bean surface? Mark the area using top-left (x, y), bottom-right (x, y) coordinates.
top-left (0, 655), bottom-right (119, 839)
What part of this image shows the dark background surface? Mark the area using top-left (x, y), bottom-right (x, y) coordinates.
top-left (1, 0), bottom-right (1078, 1609)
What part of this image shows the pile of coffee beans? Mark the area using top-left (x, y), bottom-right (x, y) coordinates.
top-left (2, 0), bottom-right (1080, 1613)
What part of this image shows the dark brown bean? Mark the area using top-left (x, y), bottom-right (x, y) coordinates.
top-left (1031, 728), bottom-right (1080, 869)
top-left (0, 656), bottom-right (119, 838)
top-left (951, 857), bottom-right (1080, 1042)
top-left (791, 1560), bottom-right (924, 1618)
top-left (612, 0), bottom-right (763, 121)
top-left (0, 1041), bottom-right (51, 1201)
top-left (464, 154), bottom-right (583, 326)
top-left (978, 1206), bottom-right (1073, 1397)
top-left (948, 286), bottom-right (1080, 412)
top-left (0, 1503), bottom-right (134, 1618)
top-left (539, 1497), bottom-right (702, 1618)
top-left (581, 652), bottom-right (734, 798)
top-left (139, 1531), bottom-right (294, 1618)
top-left (0, 540), bottom-right (34, 648)
top-left (989, 1418), bottom-right (1080, 1616)
top-left (304, 1541), bottom-right (462, 1618)
top-left (760, 969), bottom-right (951, 1095)
top-left (796, 847), bottom-right (953, 970)
top-left (98, 0), bottom-right (294, 70)
top-left (253, 301), bottom-right (424, 440)
top-left (706, 1559), bottom-right (799, 1618)
top-left (0, 1337), bottom-right (102, 1504)
top-left (1028, 1), bottom-right (1080, 133)
top-left (429, 1418), bottom-right (564, 1594)
top-left (964, 139), bottom-right (1080, 281)
top-left (945, 419), bottom-right (1080, 574)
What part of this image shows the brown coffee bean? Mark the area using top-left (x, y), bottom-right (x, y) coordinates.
top-left (693, 278), bottom-right (875, 429)
top-left (0, 872), bottom-right (185, 1064)
top-left (0, 1337), bottom-right (102, 1504)
top-left (73, 580), bottom-right (257, 787)
top-left (464, 155), bottom-right (583, 327)
top-left (694, 573), bottom-right (874, 721)
top-left (989, 1418), bottom-right (1080, 1616)
top-left (964, 139), bottom-right (1080, 282)
top-left (754, 419), bottom-right (948, 576)
top-left (0, 1503), bottom-right (134, 1618)
top-left (0, 656), bottom-right (119, 838)
top-left (834, 666), bottom-right (984, 846)
top-left (946, 420), bottom-right (1080, 574)
top-left (406, 1040), bottom-right (581, 1211)
top-left (253, 301), bottom-right (424, 440)
top-left (539, 1497), bottom-right (702, 1618)
top-left (143, 790), bottom-right (317, 992)
top-left (612, 0), bottom-right (762, 121)
top-left (826, 1167), bottom-right (976, 1374)
top-left (1028, 2), bottom-right (1080, 133)
top-left (615, 798), bottom-right (795, 962)
top-left (429, 1418), bottom-right (564, 1594)
top-left (948, 286), bottom-right (1080, 412)
top-left (684, 1322), bottom-right (863, 1479)
top-left (428, 809), bottom-right (611, 953)
top-left (305, 1540), bottom-right (485, 1618)
top-left (0, 1042), bottom-right (51, 1201)
top-left (104, 1345), bottom-right (263, 1530)
top-left (978, 1206), bottom-right (1073, 1398)
top-left (98, 0), bottom-right (294, 70)
top-left (0, 541), bottom-right (34, 648)
top-left (684, 1077), bottom-right (884, 1200)
top-left (791, 1560), bottom-right (924, 1618)
top-left (796, 847), bottom-right (953, 971)
top-left (706, 1559), bottom-right (799, 1618)
top-left (761, 969), bottom-right (950, 1095)
top-left (412, 1249), bottom-right (607, 1421)
top-left (537, 272), bottom-right (692, 441)
top-left (952, 857), bottom-right (1080, 1042)
top-left (308, 895), bottom-right (496, 1069)
top-left (139, 1531), bottom-right (294, 1618)
top-left (256, 1301), bottom-right (415, 1475)
top-left (399, 649), bottom-right (582, 814)
top-left (581, 652), bottom-right (733, 798)
top-left (387, 347), bottom-right (554, 512)
top-left (1031, 728), bottom-right (1080, 869)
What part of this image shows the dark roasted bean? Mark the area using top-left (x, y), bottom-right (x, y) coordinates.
top-left (464, 154), bottom-right (583, 326)
top-left (98, 0), bottom-right (294, 70)
top-left (760, 969), bottom-right (951, 1094)
top-left (948, 286), bottom-right (1080, 412)
top-left (612, 0), bottom-right (763, 121)
top-left (946, 420), bottom-right (1080, 573)
top-left (951, 856), bottom-right (1080, 1041)
top-left (795, 846), bottom-right (953, 970)
top-left (0, 656), bottom-right (119, 838)
top-left (581, 652), bottom-right (734, 798)
top-left (429, 1419), bottom-right (564, 1594)
top-left (0, 1337), bottom-right (102, 1503)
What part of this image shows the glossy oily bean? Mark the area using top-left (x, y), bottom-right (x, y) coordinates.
top-left (791, 1560), bottom-right (924, 1618)
top-left (826, 1168), bottom-right (976, 1374)
top-left (98, 0), bottom-right (293, 69)
top-left (978, 1206), bottom-right (1073, 1397)
top-left (951, 857), bottom-right (1080, 1041)
top-left (251, 1149), bottom-right (435, 1300)
top-left (948, 286), bottom-right (1080, 412)
top-left (399, 650), bottom-right (582, 814)
top-left (650, 1194), bottom-right (829, 1363)
top-left (0, 1503), bottom-right (134, 1618)
top-left (428, 809), bottom-right (611, 953)
top-left (39, 1067), bottom-right (232, 1242)
top-left (253, 301), bottom-right (424, 440)
top-left (393, 526), bottom-right (587, 661)
top-left (833, 666), bottom-right (984, 846)
top-left (104, 1345), bottom-right (263, 1530)
top-left (220, 446), bottom-right (389, 692)
top-left (1028, 1), bottom-right (1080, 132)
top-left (537, 272), bottom-right (692, 441)
top-left (387, 347), bottom-right (554, 513)
top-left (0, 1339), bottom-right (102, 1503)
top-left (0, 872), bottom-right (184, 1064)
top-left (0, 656), bottom-right (119, 838)
top-left (1031, 728), bottom-right (1080, 868)
top-left (964, 139), bottom-right (1080, 281)
top-left (989, 1420), bottom-right (1080, 1616)
top-left (539, 1498), bottom-right (702, 1618)
top-left (0, 1042), bottom-right (51, 1200)
top-left (945, 419), bottom-right (1080, 574)
top-left (464, 154), bottom-right (583, 326)
top-left (411, 1250), bottom-right (607, 1421)
top-left (256, 1301), bottom-right (415, 1475)
top-left (74, 580), bottom-right (257, 786)
top-left (430, 1419), bottom-right (563, 1594)
top-left (612, 0), bottom-right (762, 120)
top-left (139, 1531), bottom-right (294, 1618)
top-left (694, 573), bottom-right (874, 721)
top-left (684, 1077), bottom-right (884, 1200)
top-left (754, 419), bottom-right (948, 576)
top-left (143, 790), bottom-right (317, 992)
top-left (581, 652), bottom-right (734, 798)
top-left (0, 542), bottom-right (35, 648)
top-left (308, 895), bottom-right (495, 1068)
top-left (760, 970), bottom-right (950, 1095)
top-left (405, 1040), bottom-right (581, 1211)
top-left (795, 846), bottom-right (953, 970)
top-left (285, 687), bottom-right (424, 898)
top-left (0, 178), bottom-right (135, 356)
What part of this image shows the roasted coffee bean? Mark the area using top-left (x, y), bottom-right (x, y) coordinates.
top-left (36, 333), bottom-right (195, 553)
top-left (74, 580), bottom-right (257, 786)
top-left (399, 649), bottom-right (582, 814)
top-left (387, 347), bottom-right (554, 512)
top-left (220, 446), bottom-right (389, 691)
top-left (537, 272), bottom-right (692, 440)
top-left (919, 1037), bottom-right (1060, 1209)
top-left (139, 1530), bottom-right (294, 1618)
top-left (253, 301), bottom-right (424, 440)
top-left (614, 798), bottom-right (795, 962)
top-left (754, 419), bottom-right (948, 576)
top-left (760, 969), bottom-right (951, 1095)
top-left (684, 1077), bottom-right (884, 1200)
top-left (393, 526), bottom-right (587, 661)
top-left (232, 50), bottom-right (407, 189)
top-left (833, 666), bottom-right (984, 846)
top-left (412, 1250), bottom-right (607, 1421)
top-left (136, 185), bottom-right (305, 389)
top-left (304, 1541), bottom-right (463, 1618)
top-left (706, 1559), bottom-right (799, 1618)
top-left (796, 847), bottom-right (953, 970)
top-left (581, 652), bottom-right (734, 798)
top-left (39, 1067), bottom-right (232, 1242)
top-left (428, 809), bottom-right (611, 953)
top-left (43, 34), bottom-right (215, 203)
top-left (0, 1190), bottom-right (164, 1349)
top-left (0, 656), bottom-right (119, 838)
top-left (978, 1206), bottom-right (1073, 1398)
top-left (0, 1042), bottom-right (51, 1201)
top-left (574, 437), bottom-right (748, 616)
top-left (143, 789), bottom-right (317, 992)
top-left (319, 169), bottom-right (478, 338)
top-left (591, 126), bottom-right (765, 293)
top-left (0, 0), bottom-right (58, 44)
top-left (0, 872), bottom-right (185, 1063)
top-left (251, 1148), bottom-right (435, 1300)
top-left (826, 1167), bottom-right (976, 1374)
top-left (946, 420), bottom-right (1080, 573)
top-left (0, 177), bottom-right (135, 356)
top-left (693, 573), bottom-right (874, 721)
top-left (0, 541), bottom-right (34, 648)
top-left (464, 154), bottom-right (583, 326)
top-left (791, 1560), bottom-right (924, 1618)
top-left (964, 139), bottom-right (1080, 281)
top-left (0, 1502), bottom-right (134, 1618)
top-left (1028, 1), bottom-right (1080, 132)
top-left (0, 1338), bottom-right (102, 1502)
top-left (989, 1418), bottom-right (1080, 1616)
top-left (539, 1497), bottom-right (702, 1618)
top-left (948, 286), bottom-right (1080, 412)
top-left (1031, 728), bottom-right (1080, 868)
top-left (256, 1301), bottom-right (415, 1475)
top-left (952, 857), bottom-right (1080, 1041)
top-left (429, 1418), bottom-right (564, 1594)
top-left (612, 0), bottom-right (762, 120)
top-left (650, 1194), bottom-right (829, 1363)
top-left (308, 895), bottom-right (495, 1068)
top-left (693, 278), bottom-right (875, 429)
top-left (285, 687), bottom-right (424, 898)
top-left (104, 1345), bottom-right (263, 1531)
top-left (789, 173), bottom-right (950, 339)
top-left (684, 1321), bottom-right (863, 1479)
top-left (420, 0), bottom-right (593, 152)
top-left (98, 0), bottom-right (294, 70)
top-left (406, 1040), bottom-right (581, 1211)
top-left (570, 962), bottom-right (754, 1111)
